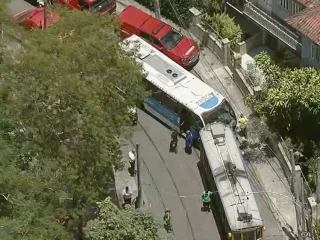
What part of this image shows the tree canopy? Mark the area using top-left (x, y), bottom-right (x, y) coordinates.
top-left (245, 52), bottom-right (320, 187)
top-left (85, 197), bottom-right (170, 240)
top-left (0, 3), bottom-right (151, 239)
top-left (201, 0), bottom-right (242, 48)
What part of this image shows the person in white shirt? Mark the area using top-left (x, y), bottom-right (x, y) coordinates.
top-left (122, 186), bottom-right (133, 205)
top-left (128, 149), bottom-right (136, 176)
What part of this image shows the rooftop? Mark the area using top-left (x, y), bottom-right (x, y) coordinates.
top-left (286, 5), bottom-right (320, 45)
top-left (200, 123), bottom-right (263, 231)
top-left (295, 0), bottom-right (320, 8)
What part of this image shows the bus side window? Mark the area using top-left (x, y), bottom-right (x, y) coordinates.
top-left (143, 79), bottom-right (157, 93)
top-left (256, 228), bottom-right (263, 239)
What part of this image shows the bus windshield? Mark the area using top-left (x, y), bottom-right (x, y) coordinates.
top-left (201, 100), bottom-right (237, 128)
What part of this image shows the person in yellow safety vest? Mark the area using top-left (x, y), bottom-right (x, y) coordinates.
top-left (163, 208), bottom-right (172, 233)
top-left (238, 114), bottom-right (248, 137)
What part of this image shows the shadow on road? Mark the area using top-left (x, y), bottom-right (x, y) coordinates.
top-left (197, 160), bottom-right (227, 240)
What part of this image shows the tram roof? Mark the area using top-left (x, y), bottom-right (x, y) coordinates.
top-left (200, 123), bottom-right (263, 231)
top-left (121, 35), bottom-right (225, 117)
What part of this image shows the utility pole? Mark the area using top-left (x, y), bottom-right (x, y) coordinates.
top-left (316, 157), bottom-right (320, 223)
top-left (316, 157), bottom-right (320, 204)
top-left (154, 0), bottom-right (161, 19)
top-left (301, 179), bottom-right (306, 233)
top-left (290, 150), bottom-right (301, 236)
top-left (135, 142), bottom-right (143, 208)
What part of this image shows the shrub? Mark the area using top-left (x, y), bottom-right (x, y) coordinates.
top-left (202, 12), bottom-right (242, 48)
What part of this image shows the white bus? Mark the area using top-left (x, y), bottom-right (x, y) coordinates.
top-left (121, 35), bottom-right (236, 142)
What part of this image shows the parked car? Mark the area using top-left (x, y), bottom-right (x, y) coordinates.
top-left (13, 6), bottom-right (59, 30)
top-left (118, 6), bottom-right (200, 69)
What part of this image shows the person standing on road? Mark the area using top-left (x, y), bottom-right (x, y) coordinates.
top-left (122, 186), bottom-right (133, 206)
top-left (185, 130), bottom-right (193, 155)
top-left (128, 149), bottom-right (136, 176)
top-left (202, 190), bottom-right (213, 212)
top-left (238, 114), bottom-right (248, 138)
top-left (170, 130), bottom-right (178, 153)
top-left (163, 208), bottom-right (173, 232)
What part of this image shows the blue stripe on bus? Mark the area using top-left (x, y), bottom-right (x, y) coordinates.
top-left (200, 96), bottom-right (219, 109)
top-left (144, 96), bottom-right (180, 127)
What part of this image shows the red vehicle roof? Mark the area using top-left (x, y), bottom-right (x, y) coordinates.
top-left (118, 5), bottom-right (151, 30)
top-left (13, 7), bottom-right (59, 30)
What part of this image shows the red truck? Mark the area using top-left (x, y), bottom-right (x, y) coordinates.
top-left (13, 6), bottom-right (59, 30)
top-left (55, 0), bottom-right (116, 15)
top-left (118, 6), bottom-right (200, 69)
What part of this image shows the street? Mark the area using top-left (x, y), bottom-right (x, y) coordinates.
top-left (130, 109), bottom-right (221, 240)
top-left (5, 0), bottom-right (287, 239)
top-left (131, 109), bottom-right (285, 240)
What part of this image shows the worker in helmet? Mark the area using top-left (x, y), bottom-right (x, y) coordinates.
top-left (163, 208), bottom-right (173, 233)
top-left (238, 114), bottom-right (248, 137)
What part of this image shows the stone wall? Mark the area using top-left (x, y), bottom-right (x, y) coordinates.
top-left (188, 7), bottom-right (256, 96)
top-left (235, 33), bottom-right (263, 56)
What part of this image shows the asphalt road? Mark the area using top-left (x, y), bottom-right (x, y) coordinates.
top-left (134, 109), bottom-right (285, 240)
top-left (131, 109), bottom-right (221, 240)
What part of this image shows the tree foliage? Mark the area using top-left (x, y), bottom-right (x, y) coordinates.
top-left (0, 4), bottom-right (148, 239)
top-left (202, 12), bottom-right (242, 48)
top-left (85, 197), bottom-right (169, 240)
top-left (245, 52), bottom-right (320, 185)
top-left (246, 52), bottom-right (320, 139)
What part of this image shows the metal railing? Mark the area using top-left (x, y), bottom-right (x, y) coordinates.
top-left (243, 1), bottom-right (301, 50)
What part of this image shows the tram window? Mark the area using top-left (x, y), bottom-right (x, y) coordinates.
top-left (243, 231), bottom-right (255, 240)
top-left (233, 233), bottom-right (242, 240)
top-left (256, 228), bottom-right (262, 239)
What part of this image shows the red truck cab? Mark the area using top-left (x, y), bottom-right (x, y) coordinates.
top-left (56, 0), bottom-right (116, 15)
top-left (118, 6), bottom-right (200, 69)
top-left (13, 7), bottom-right (59, 30)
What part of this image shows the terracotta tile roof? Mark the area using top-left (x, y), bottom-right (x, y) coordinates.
top-left (295, 0), bottom-right (320, 8)
top-left (286, 6), bottom-right (320, 45)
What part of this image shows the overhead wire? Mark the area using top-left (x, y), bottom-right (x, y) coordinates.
top-left (163, 0), bottom-right (301, 230)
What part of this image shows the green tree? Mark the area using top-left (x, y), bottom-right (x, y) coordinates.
top-left (245, 52), bottom-right (320, 186)
top-left (0, 5), bottom-right (147, 239)
top-left (246, 52), bottom-right (320, 139)
top-left (202, 12), bottom-right (242, 48)
top-left (85, 197), bottom-right (172, 240)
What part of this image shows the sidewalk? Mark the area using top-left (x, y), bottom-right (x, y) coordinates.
top-left (115, 139), bottom-right (148, 208)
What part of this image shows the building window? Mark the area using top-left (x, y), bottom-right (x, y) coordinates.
top-left (279, 0), bottom-right (289, 9)
top-left (310, 42), bottom-right (320, 61)
top-left (293, 2), bottom-right (302, 14)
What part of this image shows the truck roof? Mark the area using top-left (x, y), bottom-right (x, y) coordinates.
top-left (119, 5), bottom-right (151, 30)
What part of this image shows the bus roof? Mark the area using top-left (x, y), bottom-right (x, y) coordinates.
top-left (121, 35), bottom-right (225, 117)
top-left (200, 123), bottom-right (263, 231)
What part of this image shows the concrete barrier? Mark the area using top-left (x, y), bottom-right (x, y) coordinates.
top-left (235, 33), bottom-right (263, 56)
top-left (189, 8), bottom-right (255, 96)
